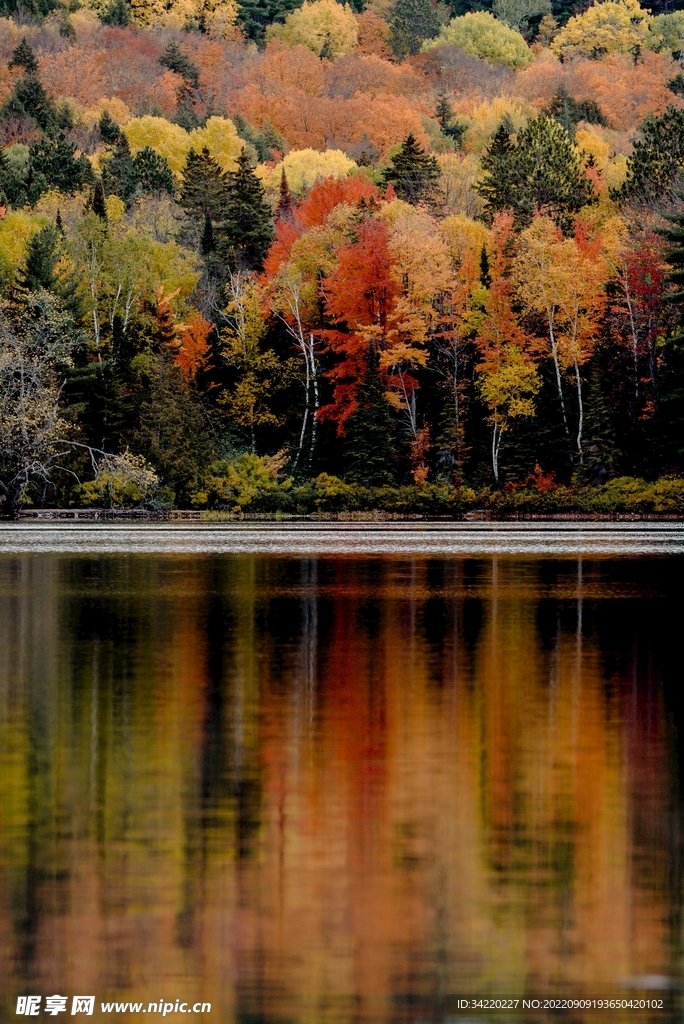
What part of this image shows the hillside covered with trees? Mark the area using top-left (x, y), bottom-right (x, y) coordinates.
top-left (3, 0), bottom-right (684, 514)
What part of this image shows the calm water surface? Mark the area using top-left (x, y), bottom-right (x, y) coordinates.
top-left (0, 549), bottom-right (683, 1023)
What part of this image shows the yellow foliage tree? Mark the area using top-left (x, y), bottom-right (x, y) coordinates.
top-left (188, 117), bottom-right (244, 172)
top-left (513, 215), bottom-right (611, 462)
top-left (422, 11), bottom-right (533, 68)
top-left (128, 0), bottom-right (238, 31)
top-left (221, 273), bottom-right (284, 452)
top-left (551, 0), bottom-right (650, 59)
top-left (257, 149), bottom-right (357, 198)
top-left (123, 116), bottom-right (243, 175)
top-left (267, 0), bottom-right (359, 57)
top-left (0, 211), bottom-right (50, 291)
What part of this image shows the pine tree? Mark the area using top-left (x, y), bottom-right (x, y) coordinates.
top-left (389, 0), bottom-right (441, 57)
top-left (343, 345), bottom-right (397, 486)
top-left (542, 85), bottom-right (607, 139)
top-left (620, 106), bottom-right (684, 205)
top-left (26, 132), bottom-right (94, 203)
top-left (275, 166), bottom-right (294, 221)
top-left (92, 180), bottom-right (108, 221)
top-left (218, 150), bottom-right (274, 272)
top-left (8, 37), bottom-right (38, 75)
top-left (382, 133), bottom-right (440, 205)
top-left (132, 147), bottom-right (175, 196)
top-left (477, 114), bottom-right (595, 231)
top-left (180, 147), bottom-right (228, 226)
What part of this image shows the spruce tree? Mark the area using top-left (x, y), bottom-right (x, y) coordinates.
top-left (99, 110), bottom-right (121, 145)
top-left (13, 222), bottom-right (81, 316)
top-left (101, 132), bottom-right (137, 203)
top-left (389, 0), bottom-right (441, 57)
top-left (275, 167), bottom-right (294, 221)
top-left (476, 114), bottom-right (595, 231)
top-left (92, 180), bottom-right (108, 221)
top-left (180, 147), bottom-right (228, 226)
top-left (8, 37), bottom-right (39, 74)
top-left (382, 133), bottom-right (439, 205)
top-left (435, 93), bottom-right (465, 148)
top-left (582, 354), bottom-right (617, 483)
top-left (343, 346), bottom-right (397, 486)
top-left (218, 150), bottom-right (274, 272)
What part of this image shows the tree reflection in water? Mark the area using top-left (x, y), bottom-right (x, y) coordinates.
top-left (0, 554), bottom-right (681, 1023)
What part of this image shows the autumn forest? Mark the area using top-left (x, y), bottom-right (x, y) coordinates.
top-left (3, 0), bottom-right (684, 514)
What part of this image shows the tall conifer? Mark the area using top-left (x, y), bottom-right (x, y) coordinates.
top-left (343, 346), bottom-right (397, 486)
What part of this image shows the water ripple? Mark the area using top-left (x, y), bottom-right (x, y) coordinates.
top-left (1, 521), bottom-right (684, 554)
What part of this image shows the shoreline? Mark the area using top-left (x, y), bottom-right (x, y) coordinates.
top-left (6, 508), bottom-right (684, 523)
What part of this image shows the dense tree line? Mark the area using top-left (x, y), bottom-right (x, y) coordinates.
top-left (3, 1), bottom-right (684, 514)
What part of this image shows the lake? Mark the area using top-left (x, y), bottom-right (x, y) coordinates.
top-left (1, 526), bottom-right (683, 1023)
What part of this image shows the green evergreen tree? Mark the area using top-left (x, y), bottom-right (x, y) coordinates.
top-left (476, 114), bottom-right (595, 231)
top-left (669, 73), bottom-right (684, 97)
top-left (92, 180), bottom-right (108, 221)
top-left (1, 74), bottom-right (58, 134)
top-left (101, 0), bottom-right (132, 24)
top-left (13, 222), bottom-right (82, 317)
top-left (619, 106), bottom-right (684, 205)
top-left (0, 146), bottom-right (24, 207)
top-left (389, 0), bottom-right (441, 57)
top-left (236, 0), bottom-right (304, 42)
top-left (542, 86), bottom-right (607, 138)
top-left (382, 133), bottom-right (440, 204)
top-left (581, 354), bottom-right (617, 483)
top-left (180, 147), bottom-right (228, 226)
top-left (479, 244), bottom-right (491, 288)
top-left (8, 37), bottom-right (39, 75)
top-left (218, 150), bottom-right (274, 272)
top-left (232, 114), bottom-right (287, 163)
top-left (159, 40), bottom-right (200, 88)
top-left (435, 93), bottom-right (465, 148)
top-left (99, 110), bottom-right (121, 145)
top-left (662, 203), bottom-right (684, 316)
top-left (275, 166), bottom-right (294, 221)
top-left (25, 132), bottom-right (94, 203)
top-left (200, 214), bottom-right (215, 256)
top-left (132, 146), bottom-right (176, 196)
top-left (101, 132), bottom-right (137, 203)
top-left (343, 345), bottom-right (397, 486)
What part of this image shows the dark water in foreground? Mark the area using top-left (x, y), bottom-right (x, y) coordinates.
top-left (1, 550), bottom-right (683, 1023)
